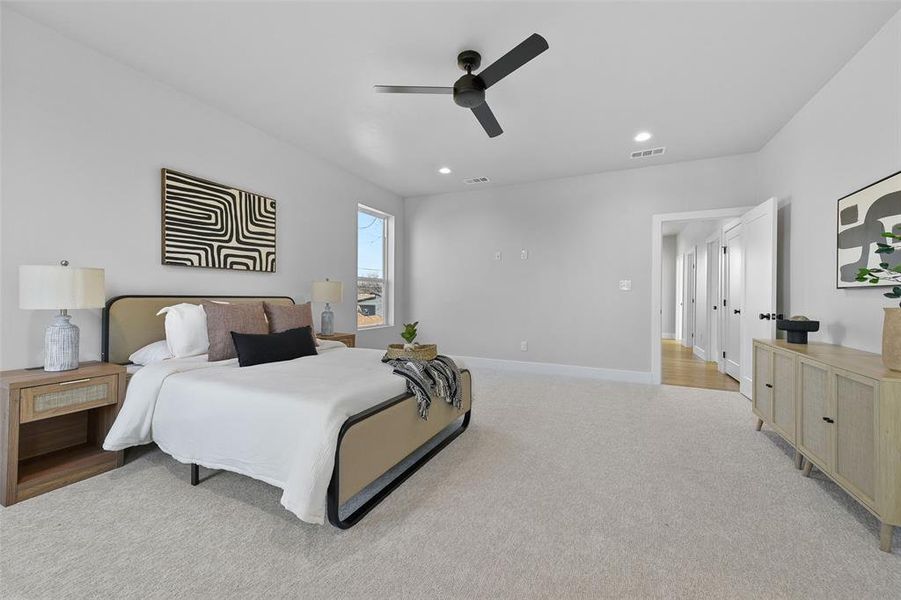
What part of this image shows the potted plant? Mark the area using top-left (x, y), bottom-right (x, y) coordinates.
top-left (401, 321), bottom-right (419, 351)
top-left (855, 228), bottom-right (901, 370)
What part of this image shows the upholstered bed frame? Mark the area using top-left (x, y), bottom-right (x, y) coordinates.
top-left (101, 295), bottom-right (471, 528)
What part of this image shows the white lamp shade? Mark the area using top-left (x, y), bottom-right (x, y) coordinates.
top-left (19, 265), bottom-right (105, 310)
top-left (312, 280), bottom-right (343, 304)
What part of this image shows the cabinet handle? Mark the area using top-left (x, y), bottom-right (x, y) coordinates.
top-left (765, 383), bottom-right (773, 389)
top-left (59, 378), bottom-right (91, 386)
top-left (822, 416), bottom-right (835, 424)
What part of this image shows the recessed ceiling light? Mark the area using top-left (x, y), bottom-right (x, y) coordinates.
top-left (634, 131), bottom-right (653, 142)
top-left (438, 167), bottom-right (452, 174)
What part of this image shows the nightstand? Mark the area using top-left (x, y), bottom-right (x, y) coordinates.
top-left (317, 332), bottom-right (356, 348)
top-left (0, 362), bottom-right (126, 506)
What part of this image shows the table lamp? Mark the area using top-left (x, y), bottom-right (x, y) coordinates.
top-left (19, 261), bottom-right (105, 371)
top-left (312, 279), bottom-right (343, 336)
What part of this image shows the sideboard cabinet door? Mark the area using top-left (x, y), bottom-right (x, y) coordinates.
top-left (797, 358), bottom-right (832, 471)
top-left (771, 350), bottom-right (796, 442)
top-left (831, 368), bottom-right (878, 509)
top-left (753, 344), bottom-right (773, 422)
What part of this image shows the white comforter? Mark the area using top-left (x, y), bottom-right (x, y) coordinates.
top-left (104, 341), bottom-right (413, 524)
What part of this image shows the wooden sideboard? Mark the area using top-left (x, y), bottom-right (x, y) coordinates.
top-left (752, 339), bottom-right (901, 552)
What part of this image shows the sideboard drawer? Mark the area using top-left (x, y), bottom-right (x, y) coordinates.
top-left (19, 375), bottom-right (118, 423)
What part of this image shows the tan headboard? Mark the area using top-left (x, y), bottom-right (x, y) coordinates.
top-left (102, 295), bottom-right (294, 364)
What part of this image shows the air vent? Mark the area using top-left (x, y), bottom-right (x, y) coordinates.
top-left (630, 146), bottom-right (666, 159)
top-left (463, 176), bottom-right (491, 185)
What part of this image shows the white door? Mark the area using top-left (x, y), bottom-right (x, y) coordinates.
top-left (739, 197), bottom-right (779, 397)
top-left (683, 251), bottom-right (696, 348)
top-left (723, 223), bottom-right (742, 381)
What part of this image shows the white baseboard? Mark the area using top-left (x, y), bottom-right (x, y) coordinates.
top-left (662, 332), bottom-right (676, 340)
top-left (458, 355), bottom-right (655, 384)
top-left (693, 346), bottom-right (706, 361)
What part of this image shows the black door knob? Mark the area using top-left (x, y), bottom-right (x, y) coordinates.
top-left (759, 313), bottom-right (772, 320)
top-left (733, 309), bottom-right (741, 314)
top-left (822, 416), bottom-right (835, 424)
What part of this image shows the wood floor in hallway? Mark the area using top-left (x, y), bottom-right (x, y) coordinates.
top-left (661, 339), bottom-right (740, 391)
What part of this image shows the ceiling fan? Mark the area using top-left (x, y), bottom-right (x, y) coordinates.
top-left (374, 33), bottom-right (549, 138)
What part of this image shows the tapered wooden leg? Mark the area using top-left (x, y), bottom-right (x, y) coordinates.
top-left (793, 450), bottom-right (803, 470)
top-left (755, 418), bottom-right (763, 431)
top-left (880, 523), bottom-right (894, 553)
top-left (802, 459), bottom-right (813, 478)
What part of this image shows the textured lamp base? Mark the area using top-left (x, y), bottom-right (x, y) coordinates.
top-left (321, 304), bottom-right (335, 336)
top-left (44, 313), bottom-right (79, 371)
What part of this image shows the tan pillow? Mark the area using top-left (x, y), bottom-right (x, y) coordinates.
top-left (202, 301), bottom-right (268, 361)
top-left (264, 301), bottom-right (319, 345)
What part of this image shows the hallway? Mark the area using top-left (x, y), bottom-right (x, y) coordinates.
top-left (661, 339), bottom-right (739, 392)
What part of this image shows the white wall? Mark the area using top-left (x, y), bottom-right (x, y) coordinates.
top-left (661, 235), bottom-right (677, 338)
top-left (405, 154), bottom-right (758, 375)
top-left (0, 10), bottom-right (405, 369)
top-left (758, 10), bottom-right (901, 354)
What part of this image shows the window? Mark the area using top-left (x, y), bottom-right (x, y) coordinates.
top-left (357, 205), bottom-right (393, 328)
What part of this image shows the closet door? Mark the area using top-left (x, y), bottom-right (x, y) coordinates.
top-left (797, 358), bottom-right (831, 470)
top-left (831, 368), bottom-right (878, 509)
top-left (771, 350), bottom-right (796, 442)
top-left (752, 343), bottom-right (773, 422)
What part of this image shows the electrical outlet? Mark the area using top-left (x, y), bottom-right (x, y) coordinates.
top-left (618, 279), bottom-right (632, 291)
top-left (520, 249), bottom-right (529, 260)
top-left (520, 340), bottom-right (528, 351)
top-left (494, 251), bottom-right (502, 261)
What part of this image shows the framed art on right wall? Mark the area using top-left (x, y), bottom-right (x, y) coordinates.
top-left (836, 170), bottom-right (901, 288)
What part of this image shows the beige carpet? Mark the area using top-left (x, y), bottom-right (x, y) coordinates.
top-left (1, 371), bottom-right (899, 599)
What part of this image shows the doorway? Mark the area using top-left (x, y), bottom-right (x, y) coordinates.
top-left (651, 201), bottom-right (778, 396)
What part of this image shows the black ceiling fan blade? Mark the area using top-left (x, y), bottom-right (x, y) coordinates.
top-left (477, 33), bottom-right (548, 89)
top-left (471, 102), bottom-right (503, 138)
top-left (374, 85), bottom-right (453, 94)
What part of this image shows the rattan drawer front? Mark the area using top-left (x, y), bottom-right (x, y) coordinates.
top-left (20, 375), bottom-right (118, 423)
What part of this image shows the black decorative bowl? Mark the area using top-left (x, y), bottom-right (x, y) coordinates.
top-left (777, 319), bottom-right (820, 344)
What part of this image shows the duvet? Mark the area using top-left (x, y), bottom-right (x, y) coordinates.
top-left (104, 341), bottom-right (411, 524)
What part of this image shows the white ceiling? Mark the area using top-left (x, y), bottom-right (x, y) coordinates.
top-left (9, 1), bottom-right (900, 197)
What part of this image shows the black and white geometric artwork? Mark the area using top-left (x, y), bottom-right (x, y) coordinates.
top-left (161, 169), bottom-right (276, 272)
top-left (837, 170), bottom-right (901, 288)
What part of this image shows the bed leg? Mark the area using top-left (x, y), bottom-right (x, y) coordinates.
top-left (190, 463), bottom-right (199, 486)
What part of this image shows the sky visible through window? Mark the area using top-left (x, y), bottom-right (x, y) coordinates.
top-left (358, 211), bottom-right (384, 279)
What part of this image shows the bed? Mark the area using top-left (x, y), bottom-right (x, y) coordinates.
top-left (100, 295), bottom-right (472, 528)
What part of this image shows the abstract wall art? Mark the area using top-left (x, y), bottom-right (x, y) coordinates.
top-left (837, 170), bottom-right (901, 288)
top-left (161, 169), bottom-right (276, 272)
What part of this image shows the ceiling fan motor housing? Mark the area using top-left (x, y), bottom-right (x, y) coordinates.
top-left (453, 74), bottom-right (486, 108)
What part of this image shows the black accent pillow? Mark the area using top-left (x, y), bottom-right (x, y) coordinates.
top-left (230, 326), bottom-right (318, 367)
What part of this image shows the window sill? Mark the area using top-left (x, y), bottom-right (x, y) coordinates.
top-left (357, 324), bottom-right (395, 332)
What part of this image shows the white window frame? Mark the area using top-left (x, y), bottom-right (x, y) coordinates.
top-left (357, 204), bottom-right (394, 329)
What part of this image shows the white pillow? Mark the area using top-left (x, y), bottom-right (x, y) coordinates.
top-left (128, 340), bottom-right (173, 365)
top-left (156, 303), bottom-right (209, 358)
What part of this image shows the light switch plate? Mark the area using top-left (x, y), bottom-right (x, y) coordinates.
top-left (494, 251), bottom-right (502, 261)
top-left (520, 249), bottom-right (529, 260)
top-left (619, 279), bottom-right (632, 291)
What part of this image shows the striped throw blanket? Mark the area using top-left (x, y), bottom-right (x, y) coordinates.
top-left (381, 354), bottom-right (463, 419)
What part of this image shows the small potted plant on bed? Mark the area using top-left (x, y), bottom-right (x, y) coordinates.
top-left (401, 321), bottom-right (419, 351)
top-left (856, 227), bottom-right (901, 370)
top-left (385, 322), bottom-right (438, 361)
